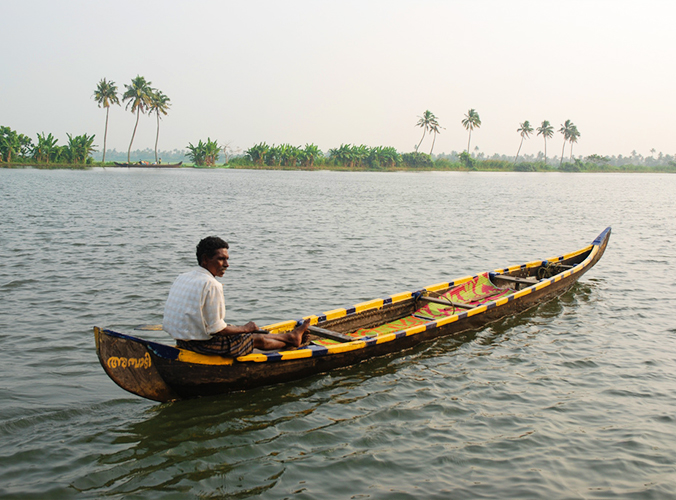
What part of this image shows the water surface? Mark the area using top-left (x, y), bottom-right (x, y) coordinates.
top-left (1, 168), bottom-right (675, 498)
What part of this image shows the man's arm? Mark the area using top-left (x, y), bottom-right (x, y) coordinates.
top-left (213, 321), bottom-right (259, 336)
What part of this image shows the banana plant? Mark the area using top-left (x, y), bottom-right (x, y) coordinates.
top-left (301, 143), bottom-right (322, 168)
top-left (328, 144), bottom-right (354, 167)
top-left (245, 142), bottom-right (269, 166)
top-left (32, 132), bottom-right (59, 163)
top-left (65, 133), bottom-right (97, 163)
top-left (0, 126), bottom-right (33, 163)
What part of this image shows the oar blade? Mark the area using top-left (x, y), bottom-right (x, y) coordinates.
top-left (135, 324), bottom-right (164, 331)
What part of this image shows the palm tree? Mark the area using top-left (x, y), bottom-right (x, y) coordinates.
top-left (122, 75), bottom-right (153, 163)
top-left (568, 125), bottom-right (580, 161)
top-left (148, 89), bottom-right (171, 163)
top-left (514, 121), bottom-right (533, 165)
top-left (93, 78), bottom-right (120, 163)
top-left (559, 119), bottom-right (575, 166)
top-left (536, 120), bottom-right (554, 165)
top-left (415, 110), bottom-right (437, 152)
top-left (461, 109), bottom-right (481, 153)
top-left (429, 121), bottom-right (443, 156)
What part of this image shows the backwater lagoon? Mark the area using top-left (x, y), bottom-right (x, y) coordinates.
top-left (1, 168), bottom-right (675, 498)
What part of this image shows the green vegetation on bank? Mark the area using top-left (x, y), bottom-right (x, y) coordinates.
top-left (1, 126), bottom-right (96, 167)
top-left (2, 82), bottom-right (675, 173)
top-left (223, 147), bottom-right (676, 173)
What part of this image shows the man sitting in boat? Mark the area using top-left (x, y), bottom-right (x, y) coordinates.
top-left (163, 236), bottom-right (309, 356)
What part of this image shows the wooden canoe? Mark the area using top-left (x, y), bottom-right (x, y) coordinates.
top-left (94, 227), bottom-right (611, 403)
top-left (112, 161), bottom-right (183, 168)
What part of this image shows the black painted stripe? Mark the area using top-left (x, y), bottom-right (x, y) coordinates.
top-left (310, 346), bottom-right (329, 357)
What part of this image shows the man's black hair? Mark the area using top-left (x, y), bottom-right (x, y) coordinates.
top-left (196, 236), bottom-right (229, 265)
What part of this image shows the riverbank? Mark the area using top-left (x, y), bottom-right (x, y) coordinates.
top-left (3, 161), bottom-right (675, 173)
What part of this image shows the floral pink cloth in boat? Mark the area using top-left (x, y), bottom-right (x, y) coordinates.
top-left (415, 272), bottom-right (513, 321)
top-left (312, 273), bottom-right (514, 345)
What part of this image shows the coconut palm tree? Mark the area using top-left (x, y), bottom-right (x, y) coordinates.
top-left (559, 119), bottom-right (575, 166)
top-left (461, 109), bottom-right (481, 153)
top-left (148, 89), bottom-right (171, 163)
top-left (415, 110), bottom-right (437, 152)
top-left (568, 125), bottom-right (580, 160)
top-left (122, 75), bottom-right (153, 163)
top-left (429, 121), bottom-right (443, 156)
top-left (93, 78), bottom-right (120, 163)
top-left (536, 120), bottom-right (554, 165)
top-left (514, 121), bottom-right (533, 165)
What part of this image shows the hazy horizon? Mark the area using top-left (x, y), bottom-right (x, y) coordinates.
top-left (3, 0), bottom-right (675, 159)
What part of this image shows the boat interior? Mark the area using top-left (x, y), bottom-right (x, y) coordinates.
top-left (304, 258), bottom-right (585, 348)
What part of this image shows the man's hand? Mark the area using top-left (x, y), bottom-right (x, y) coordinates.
top-left (242, 321), bottom-right (259, 333)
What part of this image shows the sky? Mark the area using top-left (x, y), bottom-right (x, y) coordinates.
top-left (2, 0), bottom-right (675, 159)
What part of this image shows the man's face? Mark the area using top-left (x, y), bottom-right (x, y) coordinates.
top-left (203, 248), bottom-right (229, 277)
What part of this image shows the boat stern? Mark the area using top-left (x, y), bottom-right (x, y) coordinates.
top-left (94, 327), bottom-right (179, 402)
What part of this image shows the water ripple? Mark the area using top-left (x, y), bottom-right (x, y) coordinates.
top-left (1, 169), bottom-right (676, 498)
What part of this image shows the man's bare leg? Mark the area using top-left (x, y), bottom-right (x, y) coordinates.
top-left (253, 319), bottom-right (310, 350)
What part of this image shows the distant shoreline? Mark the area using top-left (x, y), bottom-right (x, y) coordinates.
top-left (1, 162), bottom-right (675, 174)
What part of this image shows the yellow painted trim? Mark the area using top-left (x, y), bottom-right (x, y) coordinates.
top-left (404, 324), bottom-right (427, 335)
top-left (237, 353), bottom-right (269, 362)
top-left (554, 244), bottom-right (593, 263)
top-left (177, 350), bottom-right (234, 365)
top-left (355, 298), bottom-right (385, 313)
top-left (495, 296), bottom-right (510, 307)
top-left (279, 349), bottom-right (314, 360)
top-left (323, 308), bottom-right (348, 321)
top-left (326, 340), bottom-right (367, 353)
top-left (426, 275), bottom-right (474, 293)
top-left (390, 291), bottom-right (413, 303)
top-left (264, 320), bottom-right (298, 333)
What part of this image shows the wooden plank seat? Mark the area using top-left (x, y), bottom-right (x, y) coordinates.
top-left (308, 325), bottom-right (354, 343)
top-left (419, 296), bottom-right (474, 309)
top-left (491, 274), bottom-right (540, 285)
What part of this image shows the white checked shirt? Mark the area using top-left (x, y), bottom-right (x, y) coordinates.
top-left (162, 267), bottom-right (227, 340)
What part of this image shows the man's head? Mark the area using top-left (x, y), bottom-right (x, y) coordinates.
top-left (196, 236), bottom-right (230, 277)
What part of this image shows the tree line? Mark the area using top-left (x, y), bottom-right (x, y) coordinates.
top-left (414, 108), bottom-right (581, 167)
top-left (3, 84), bottom-right (674, 172)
